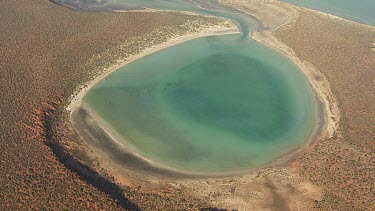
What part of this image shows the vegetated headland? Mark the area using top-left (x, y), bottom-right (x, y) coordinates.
top-left (0, 0), bottom-right (235, 209)
top-left (273, 5), bottom-right (375, 211)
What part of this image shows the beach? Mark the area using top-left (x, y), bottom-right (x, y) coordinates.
top-left (222, 0), bottom-right (340, 166)
top-left (68, 20), bottom-right (244, 177)
top-left (66, 22), bottom-right (239, 114)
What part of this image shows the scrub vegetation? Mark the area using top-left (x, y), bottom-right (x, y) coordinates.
top-left (275, 10), bottom-right (375, 210)
top-left (2, 0), bottom-right (374, 210)
top-left (0, 0), bottom-right (230, 209)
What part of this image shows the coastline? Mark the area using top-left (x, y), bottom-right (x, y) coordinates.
top-left (271, 7), bottom-right (375, 209)
top-left (72, 103), bottom-right (263, 178)
top-left (66, 25), bottom-right (239, 113)
top-left (302, 7), bottom-right (375, 30)
top-left (249, 29), bottom-right (340, 165)
top-left (221, 0), bottom-right (341, 165)
top-left (68, 2), bottom-right (340, 179)
top-left (68, 22), bottom-right (242, 178)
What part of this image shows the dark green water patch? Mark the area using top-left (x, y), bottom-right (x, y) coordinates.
top-left (56, 0), bottom-right (319, 173)
top-left (162, 53), bottom-right (295, 143)
top-left (84, 35), bottom-right (316, 172)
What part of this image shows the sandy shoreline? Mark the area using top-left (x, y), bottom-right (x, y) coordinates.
top-left (68, 22), bottom-right (242, 178)
top-left (219, 0), bottom-right (341, 164)
top-left (249, 30), bottom-right (340, 165)
top-left (72, 103), bottom-right (267, 178)
top-left (68, 2), bottom-right (339, 179)
top-left (66, 25), bottom-right (239, 113)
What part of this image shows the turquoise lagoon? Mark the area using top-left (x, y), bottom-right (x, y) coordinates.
top-left (84, 34), bottom-right (316, 172)
top-left (55, 0), bottom-right (322, 173)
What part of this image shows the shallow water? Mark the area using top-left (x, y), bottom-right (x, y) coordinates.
top-left (56, 0), bottom-right (318, 172)
top-left (279, 0), bottom-right (375, 26)
top-left (84, 34), bottom-right (316, 172)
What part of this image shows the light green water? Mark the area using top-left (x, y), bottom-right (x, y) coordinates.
top-left (279, 0), bottom-right (375, 26)
top-left (55, 0), bottom-right (319, 172)
top-left (54, 0), bottom-right (373, 174)
top-left (84, 34), bottom-right (316, 172)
